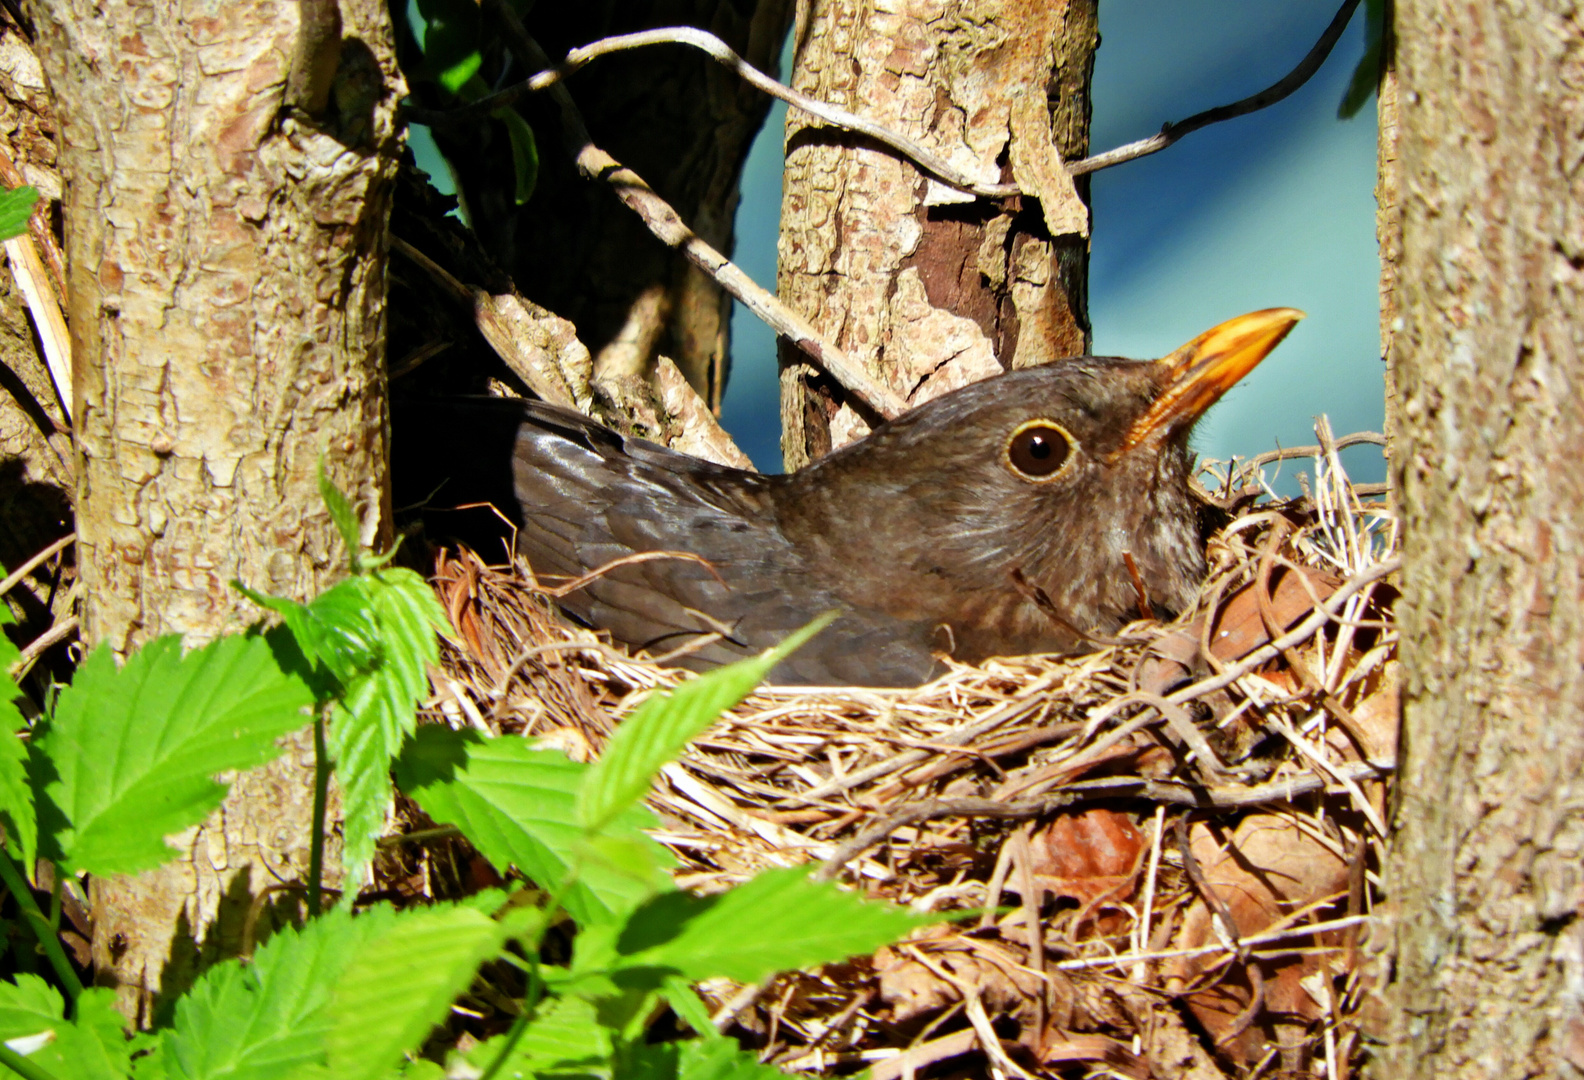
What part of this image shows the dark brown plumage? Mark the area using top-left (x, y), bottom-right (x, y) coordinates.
top-left (395, 309), bottom-right (1302, 686)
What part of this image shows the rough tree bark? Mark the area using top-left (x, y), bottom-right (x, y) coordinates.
top-left (777, 0), bottom-right (1095, 469)
top-left (1383, 2), bottom-right (1584, 1074)
top-left (29, 0), bottom-right (404, 1021)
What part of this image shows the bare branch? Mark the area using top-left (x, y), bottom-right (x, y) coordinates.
top-left (415, 26), bottom-right (1016, 199)
top-left (1068, 0), bottom-right (1365, 176)
top-left (412, 0), bottom-right (1364, 196)
top-left (461, 0), bottom-right (909, 419)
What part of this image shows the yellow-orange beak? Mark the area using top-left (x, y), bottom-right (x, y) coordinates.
top-left (1112, 308), bottom-right (1304, 457)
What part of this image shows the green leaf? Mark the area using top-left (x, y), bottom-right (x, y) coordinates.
top-left (0, 602), bottom-right (35, 869)
top-left (39, 635), bottom-right (315, 876)
top-left (0, 726), bottom-right (34, 879)
top-left (1338, 0), bottom-right (1385, 119)
top-left (235, 579), bottom-right (382, 689)
top-left (329, 567), bottom-right (446, 887)
top-left (0, 186), bottom-right (38, 244)
top-left (498, 110), bottom-right (539, 206)
top-left (577, 617), bottom-right (830, 834)
top-left (317, 465), bottom-right (363, 568)
top-left (396, 727), bottom-right (674, 927)
top-left (326, 904), bottom-right (505, 1080)
top-left (660, 975), bottom-right (718, 1040)
top-left (414, 0), bottom-right (482, 94)
top-left (40, 989), bottom-right (130, 1080)
top-left (0, 983), bottom-right (131, 1080)
top-left (462, 995), bottom-right (612, 1079)
top-left (615, 866), bottom-right (929, 985)
top-left (158, 905), bottom-right (382, 1080)
top-left (0, 973), bottom-right (64, 1043)
top-left (620, 1039), bottom-right (794, 1080)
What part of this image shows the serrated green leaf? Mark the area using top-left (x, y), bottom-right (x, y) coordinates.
top-left (159, 905), bottom-right (382, 1080)
top-left (0, 593), bottom-right (19, 671)
top-left (0, 603), bottom-right (33, 868)
top-left (0, 973), bottom-right (64, 1043)
top-left (578, 618), bottom-right (828, 834)
top-left (318, 465), bottom-right (362, 567)
top-left (40, 636), bottom-right (314, 876)
top-left (615, 867), bottom-right (929, 984)
top-left (327, 684), bottom-right (403, 890)
top-left (50, 989), bottom-right (129, 1080)
top-left (369, 568), bottom-right (445, 699)
top-left (328, 567), bottom-right (445, 887)
top-left (7, 986), bottom-right (130, 1080)
top-left (620, 1038), bottom-right (793, 1080)
top-left (463, 995), bottom-right (612, 1079)
top-left (0, 186), bottom-right (38, 244)
top-left (0, 726), bottom-right (34, 874)
top-left (237, 579), bottom-right (382, 689)
top-left (326, 905), bottom-right (505, 1080)
top-left (396, 727), bottom-right (674, 927)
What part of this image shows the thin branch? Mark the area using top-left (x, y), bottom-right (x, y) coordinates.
top-left (1068, 0), bottom-right (1365, 176)
top-left (412, 0), bottom-right (1363, 196)
top-left (463, 0), bottom-right (909, 419)
top-left (11, 614), bottom-right (77, 675)
top-left (0, 533), bottom-right (73, 599)
top-left (813, 758), bottom-right (1389, 879)
top-left (413, 26), bottom-right (1016, 198)
top-left (1245, 431), bottom-right (1387, 469)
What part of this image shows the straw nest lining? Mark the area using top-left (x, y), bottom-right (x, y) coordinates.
top-left (414, 423), bottom-right (1398, 1080)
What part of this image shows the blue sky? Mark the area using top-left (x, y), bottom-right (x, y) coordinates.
top-left (722, 0), bottom-right (1384, 480)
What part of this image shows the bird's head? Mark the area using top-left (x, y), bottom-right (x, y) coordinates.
top-left (788, 309), bottom-right (1304, 656)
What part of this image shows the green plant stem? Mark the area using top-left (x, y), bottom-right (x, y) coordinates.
top-left (0, 853), bottom-right (82, 1005)
top-left (478, 950), bottom-right (546, 1080)
top-left (0, 1044), bottom-right (60, 1080)
top-left (307, 711), bottom-right (330, 917)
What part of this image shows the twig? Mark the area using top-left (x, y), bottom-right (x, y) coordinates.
top-left (11, 613), bottom-right (77, 675)
top-left (0, 533), bottom-right (73, 598)
top-left (412, 1), bottom-right (1364, 188)
top-left (1175, 815), bottom-right (1241, 950)
top-left (390, 236), bottom-right (587, 409)
top-left (415, 26), bottom-right (1016, 199)
top-left (444, 2), bottom-right (909, 420)
top-left (1088, 558), bottom-right (1401, 728)
top-left (1067, 0), bottom-right (1365, 176)
top-left (1245, 431), bottom-right (1386, 470)
top-left (814, 759), bottom-right (1390, 879)
top-left (1049, 913), bottom-right (1372, 972)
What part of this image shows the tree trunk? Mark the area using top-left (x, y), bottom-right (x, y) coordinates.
top-left (777, 0), bottom-right (1095, 469)
top-left (1383, 2), bottom-right (1584, 1074)
top-left (30, 0), bottom-right (403, 1021)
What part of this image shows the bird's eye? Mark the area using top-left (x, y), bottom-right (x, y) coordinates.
top-left (1004, 420), bottom-right (1075, 481)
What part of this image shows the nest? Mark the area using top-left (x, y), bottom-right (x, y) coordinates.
top-left (411, 424), bottom-right (1398, 1080)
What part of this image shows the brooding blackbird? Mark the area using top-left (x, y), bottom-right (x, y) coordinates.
top-left (395, 309), bottom-right (1301, 686)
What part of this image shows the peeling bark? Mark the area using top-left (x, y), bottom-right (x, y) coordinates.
top-left (30, 0), bottom-right (402, 1019)
top-left (777, 0), bottom-right (1095, 470)
top-left (1383, 2), bottom-right (1584, 1074)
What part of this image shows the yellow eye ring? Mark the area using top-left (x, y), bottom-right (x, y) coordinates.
top-left (1003, 419), bottom-right (1076, 482)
